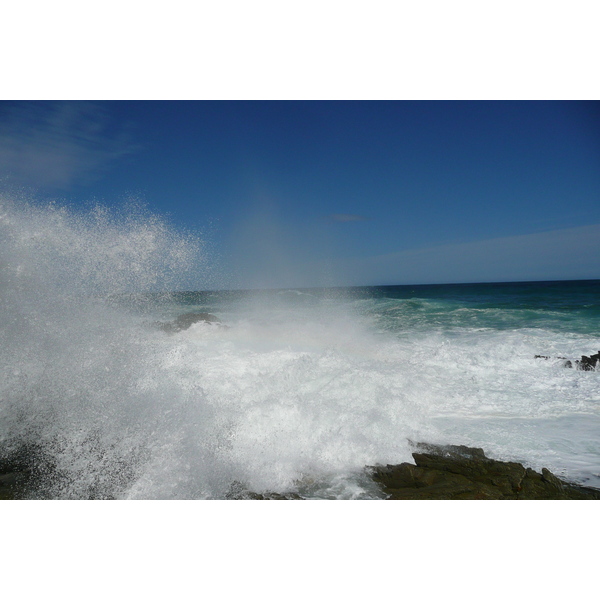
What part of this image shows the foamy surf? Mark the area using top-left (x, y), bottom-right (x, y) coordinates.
top-left (1, 195), bottom-right (599, 498)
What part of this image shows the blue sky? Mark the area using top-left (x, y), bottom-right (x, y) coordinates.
top-left (1, 100), bottom-right (599, 289)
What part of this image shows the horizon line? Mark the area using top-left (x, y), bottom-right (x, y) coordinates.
top-left (138, 277), bottom-right (600, 295)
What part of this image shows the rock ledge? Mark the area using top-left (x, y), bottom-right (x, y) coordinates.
top-left (368, 442), bottom-right (600, 499)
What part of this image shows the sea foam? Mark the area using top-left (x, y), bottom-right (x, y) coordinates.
top-left (2, 195), bottom-right (599, 498)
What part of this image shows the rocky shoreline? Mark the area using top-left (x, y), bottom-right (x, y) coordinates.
top-left (2, 441), bottom-right (600, 500)
top-left (368, 442), bottom-right (600, 500)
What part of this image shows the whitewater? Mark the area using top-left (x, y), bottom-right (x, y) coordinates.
top-left (1, 196), bottom-right (599, 499)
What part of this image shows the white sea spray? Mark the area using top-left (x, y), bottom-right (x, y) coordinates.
top-left (1, 194), bottom-right (599, 498)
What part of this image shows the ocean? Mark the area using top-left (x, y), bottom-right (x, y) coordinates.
top-left (2, 198), bottom-right (599, 499)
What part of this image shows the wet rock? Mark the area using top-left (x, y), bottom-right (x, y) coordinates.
top-left (368, 442), bottom-right (600, 499)
top-left (0, 471), bottom-right (30, 500)
top-left (535, 352), bottom-right (599, 371)
top-left (225, 481), bottom-right (303, 500)
top-left (0, 445), bottom-right (39, 500)
top-left (155, 312), bottom-right (224, 333)
top-left (578, 351), bottom-right (600, 371)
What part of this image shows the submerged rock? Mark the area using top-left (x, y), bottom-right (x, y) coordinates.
top-left (368, 442), bottom-right (600, 499)
top-left (155, 312), bottom-right (224, 333)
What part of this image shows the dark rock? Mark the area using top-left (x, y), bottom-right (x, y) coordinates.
top-left (368, 442), bottom-right (600, 500)
top-left (535, 352), bottom-right (599, 371)
top-left (225, 481), bottom-right (303, 500)
top-left (0, 471), bottom-right (31, 500)
top-left (579, 352), bottom-right (600, 371)
top-left (155, 312), bottom-right (224, 333)
top-left (0, 443), bottom-right (47, 500)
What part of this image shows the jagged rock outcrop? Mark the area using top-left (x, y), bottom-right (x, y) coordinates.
top-left (578, 351), bottom-right (600, 371)
top-left (368, 442), bottom-right (600, 499)
top-left (535, 351), bottom-right (599, 370)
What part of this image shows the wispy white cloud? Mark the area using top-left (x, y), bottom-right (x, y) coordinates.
top-left (328, 213), bottom-right (369, 222)
top-left (339, 224), bottom-right (600, 285)
top-left (0, 101), bottom-right (138, 190)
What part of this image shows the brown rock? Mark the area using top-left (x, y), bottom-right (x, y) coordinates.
top-left (369, 443), bottom-right (600, 500)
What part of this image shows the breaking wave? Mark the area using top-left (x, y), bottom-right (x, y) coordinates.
top-left (2, 194), bottom-right (599, 498)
